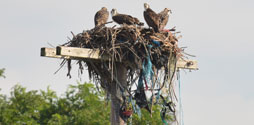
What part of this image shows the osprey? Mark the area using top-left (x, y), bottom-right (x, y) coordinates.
top-left (94, 7), bottom-right (109, 27)
top-left (158, 8), bottom-right (171, 30)
top-left (111, 9), bottom-right (144, 26)
top-left (143, 3), bottom-right (160, 32)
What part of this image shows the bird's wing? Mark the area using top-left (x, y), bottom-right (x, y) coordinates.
top-left (144, 9), bottom-right (160, 31)
top-left (94, 9), bottom-right (109, 26)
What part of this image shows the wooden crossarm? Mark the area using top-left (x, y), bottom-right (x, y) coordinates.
top-left (56, 46), bottom-right (109, 60)
top-left (40, 47), bottom-right (68, 59)
top-left (41, 46), bottom-right (198, 70)
top-left (176, 59), bottom-right (198, 70)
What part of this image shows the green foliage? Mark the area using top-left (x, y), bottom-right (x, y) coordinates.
top-left (0, 83), bottom-right (110, 124)
top-left (0, 68), bottom-right (5, 78)
top-left (0, 83), bottom-right (164, 124)
top-left (1, 85), bottom-right (50, 124)
top-left (130, 105), bottom-right (163, 125)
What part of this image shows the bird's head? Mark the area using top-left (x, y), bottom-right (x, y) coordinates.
top-left (164, 8), bottom-right (172, 14)
top-left (144, 3), bottom-right (150, 10)
top-left (111, 9), bottom-right (117, 16)
top-left (101, 7), bottom-right (107, 11)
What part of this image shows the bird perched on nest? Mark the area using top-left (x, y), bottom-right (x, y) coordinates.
top-left (158, 8), bottom-right (172, 30)
top-left (143, 3), bottom-right (160, 32)
top-left (94, 7), bottom-right (109, 27)
top-left (111, 8), bottom-right (144, 26)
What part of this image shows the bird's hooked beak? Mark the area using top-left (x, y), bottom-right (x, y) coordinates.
top-left (165, 8), bottom-right (172, 14)
top-left (169, 9), bottom-right (172, 14)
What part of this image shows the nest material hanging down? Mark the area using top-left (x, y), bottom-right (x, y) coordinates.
top-left (60, 25), bottom-right (183, 122)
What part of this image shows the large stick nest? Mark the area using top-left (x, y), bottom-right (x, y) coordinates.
top-left (62, 25), bottom-right (182, 89)
top-left (60, 25), bottom-right (184, 122)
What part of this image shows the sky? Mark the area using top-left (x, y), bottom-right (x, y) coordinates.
top-left (0, 0), bottom-right (254, 124)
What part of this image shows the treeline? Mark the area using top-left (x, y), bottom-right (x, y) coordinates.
top-left (0, 83), bottom-right (163, 125)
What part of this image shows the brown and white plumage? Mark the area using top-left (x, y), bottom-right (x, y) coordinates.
top-left (143, 3), bottom-right (160, 32)
top-left (94, 7), bottom-right (109, 27)
top-left (158, 8), bottom-right (171, 30)
top-left (111, 9), bottom-right (144, 26)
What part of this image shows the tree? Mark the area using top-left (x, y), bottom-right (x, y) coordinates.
top-left (0, 68), bottom-right (5, 78)
top-left (0, 83), bottom-right (111, 124)
top-left (0, 83), bottom-right (164, 124)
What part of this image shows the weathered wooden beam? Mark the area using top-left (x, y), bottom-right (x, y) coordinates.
top-left (56, 46), bottom-right (109, 60)
top-left (177, 59), bottom-right (198, 70)
top-left (41, 47), bottom-right (198, 70)
top-left (41, 47), bottom-right (55, 57)
top-left (40, 47), bottom-right (69, 59)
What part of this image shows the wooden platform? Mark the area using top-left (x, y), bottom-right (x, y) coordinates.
top-left (41, 46), bottom-right (198, 70)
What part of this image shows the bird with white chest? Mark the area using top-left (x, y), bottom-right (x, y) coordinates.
top-left (158, 8), bottom-right (172, 30)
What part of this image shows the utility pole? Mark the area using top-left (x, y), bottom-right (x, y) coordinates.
top-left (110, 64), bottom-right (127, 125)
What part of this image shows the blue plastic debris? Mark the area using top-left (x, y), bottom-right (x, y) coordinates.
top-left (152, 39), bottom-right (161, 47)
